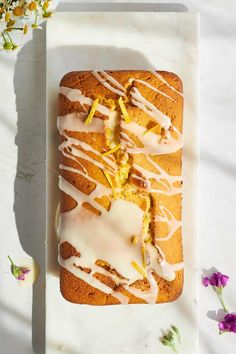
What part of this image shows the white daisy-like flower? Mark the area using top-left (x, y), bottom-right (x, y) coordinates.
top-left (0, 0), bottom-right (55, 51)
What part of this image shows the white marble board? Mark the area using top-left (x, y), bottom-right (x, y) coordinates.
top-left (46, 12), bottom-right (199, 354)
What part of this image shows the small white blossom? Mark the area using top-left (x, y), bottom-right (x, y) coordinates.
top-left (0, 0), bottom-right (54, 51)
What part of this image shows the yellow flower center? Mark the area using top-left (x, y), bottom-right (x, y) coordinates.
top-left (5, 12), bottom-right (11, 22)
top-left (28, 2), bottom-right (37, 11)
top-left (13, 6), bottom-right (24, 17)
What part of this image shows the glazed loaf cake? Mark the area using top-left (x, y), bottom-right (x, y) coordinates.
top-left (57, 70), bottom-right (184, 305)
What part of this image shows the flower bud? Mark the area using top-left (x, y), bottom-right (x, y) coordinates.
top-left (23, 24), bottom-right (28, 35)
top-left (43, 11), bottom-right (52, 18)
top-left (43, 1), bottom-right (49, 10)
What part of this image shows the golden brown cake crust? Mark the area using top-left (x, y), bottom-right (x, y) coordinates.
top-left (58, 70), bottom-right (184, 305)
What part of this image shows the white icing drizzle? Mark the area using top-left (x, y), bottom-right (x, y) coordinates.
top-left (130, 87), bottom-right (171, 129)
top-left (151, 244), bottom-right (184, 281)
top-left (59, 136), bottom-right (116, 176)
top-left (57, 72), bottom-right (184, 304)
top-left (123, 270), bottom-right (158, 304)
top-left (92, 71), bottom-right (125, 96)
top-left (100, 71), bottom-right (126, 92)
top-left (57, 113), bottom-right (105, 134)
top-left (59, 255), bottom-right (129, 304)
top-left (121, 121), bottom-right (183, 155)
top-left (154, 205), bottom-right (181, 241)
top-left (132, 158), bottom-right (182, 196)
top-left (132, 79), bottom-right (175, 102)
top-left (151, 71), bottom-right (184, 97)
top-left (59, 175), bottom-right (108, 213)
top-left (59, 86), bottom-right (110, 116)
top-left (57, 113), bottom-right (117, 174)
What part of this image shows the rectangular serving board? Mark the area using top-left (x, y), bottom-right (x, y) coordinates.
top-left (46, 11), bottom-right (199, 354)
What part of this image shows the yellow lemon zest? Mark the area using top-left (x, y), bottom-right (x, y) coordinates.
top-left (131, 261), bottom-right (147, 278)
top-left (118, 97), bottom-right (131, 123)
top-left (103, 170), bottom-right (113, 187)
top-left (96, 260), bottom-right (109, 267)
top-left (84, 98), bottom-right (99, 125)
top-left (131, 235), bottom-right (137, 244)
top-left (102, 144), bottom-right (120, 156)
top-left (141, 245), bottom-right (146, 268)
top-left (143, 125), bottom-right (158, 136)
top-left (102, 170), bottom-right (115, 197)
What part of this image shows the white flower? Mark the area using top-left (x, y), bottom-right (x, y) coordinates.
top-left (0, 19), bottom-right (7, 32)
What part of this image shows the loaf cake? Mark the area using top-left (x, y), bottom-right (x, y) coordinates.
top-left (57, 70), bottom-right (184, 305)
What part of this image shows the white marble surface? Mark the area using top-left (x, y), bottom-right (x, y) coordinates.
top-left (46, 11), bottom-right (198, 354)
top-left (0, 1), bottom-right (236, 354)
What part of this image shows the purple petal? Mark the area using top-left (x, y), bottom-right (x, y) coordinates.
top-left (22, 269), bottom-right (30, 274)
top-left (221, 274), bottom-right (229, 287)
top-left (218, 322), bottom-right (226, 331)
top-left (209, 273), bottom-right (218, 286)
top-left (202, 277), bottom-right (210, 287)
top-left (224, 314), bottom-right (236, 322)
top-left (209, 272), bottom-right (229, 288)
top-left (230, 324), bottom-right (236, 333)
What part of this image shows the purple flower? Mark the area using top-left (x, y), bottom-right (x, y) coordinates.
top-left (218, 313), bottom-right (236, 334)
top-left (8, 255), bottom-right (31, 281)
top-left (202, 272), bottom-right (229, 288)
top-left (17, 269), bottom-right (30, 281)
top-left (202, 271), bottom-right (229, 312)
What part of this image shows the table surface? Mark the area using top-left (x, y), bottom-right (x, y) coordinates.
top-left (0, 1), bottom-right (236, 354)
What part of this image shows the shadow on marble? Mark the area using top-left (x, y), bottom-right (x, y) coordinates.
top-left (201, 151), bottom-right (236, 178)
top-left (57, 2), bottom-right (188, 12)
top-left (13, 25), bottom-right (46, 354)
top-left (207, 308), bottom-right (226, 323)
top-left (202, 266), bottom-right (219, 279)
top-left (0, 301), bottom-right (33, 354)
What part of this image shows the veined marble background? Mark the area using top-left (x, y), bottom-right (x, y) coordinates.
top-left (0, 1), bottom-right (236, 354)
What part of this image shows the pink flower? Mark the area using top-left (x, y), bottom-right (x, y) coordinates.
top-left (202, 272), bottom-right (229, 288)
top-left (218, 313), bottom-right (236, 334)
top-left (202, 271), bottom-right (229, 312)
top-left (8, 255), bottom-right (31, 281)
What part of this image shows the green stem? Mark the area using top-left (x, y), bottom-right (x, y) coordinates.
top-left (168, 343), bottom-right (177, 353)
top-left (1, 31), bottom-right (7, 44)
top-left (218, 293), bottom-right (228, 312)
top-left (7, 27), bottom-right (24, 31)
top-left (7, 255), bottom-right (14, 266)
top-left (34, 9), bottom-right (38, 26)
top-left (5, 31), bottom-right (14, 46)
top-left (213, 286), bottom-right (228, 312)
